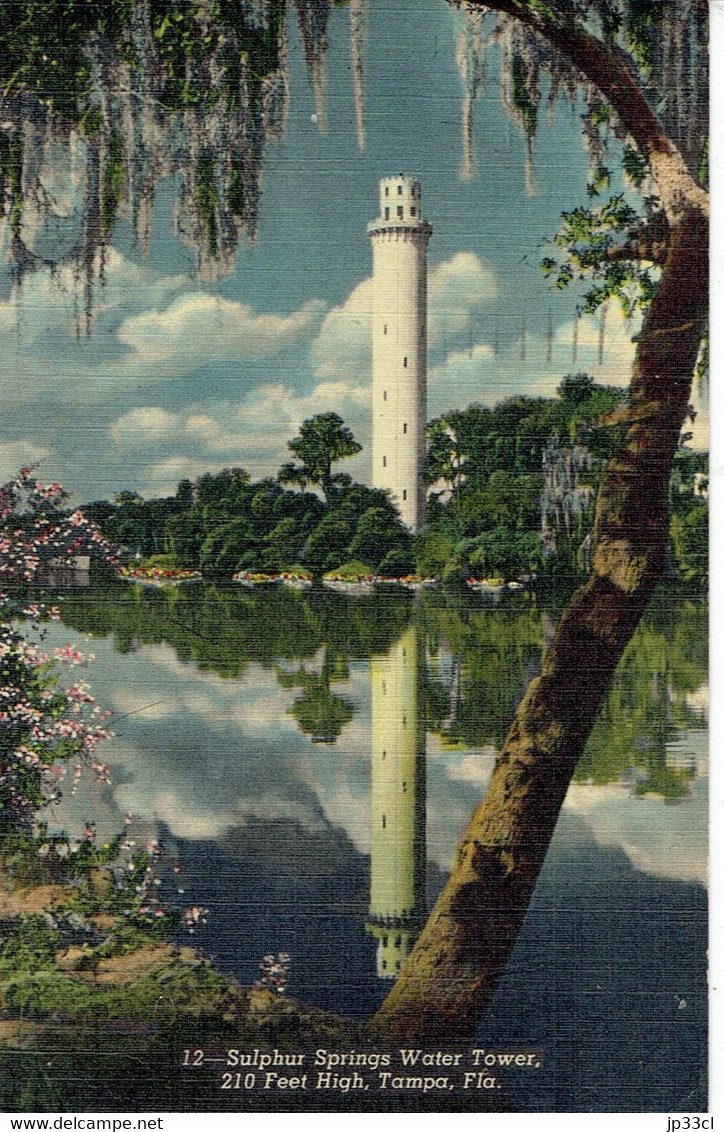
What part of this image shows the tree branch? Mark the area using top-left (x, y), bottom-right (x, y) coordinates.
top-left (604, 218), bottom-right (670, 265)
top-left (461, 0), bottom-right (708, 222)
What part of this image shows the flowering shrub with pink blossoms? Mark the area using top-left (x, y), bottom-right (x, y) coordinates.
top-left (0, 468), bottom-right (119, 828)
top-left (0, 469), bottom-right (205, 948)
top-left (0, 467), bottom-right (118, 585)
top-left (0, 605), bottom-right (114, 825)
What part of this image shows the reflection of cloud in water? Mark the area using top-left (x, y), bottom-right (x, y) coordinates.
top-left (46, 630), bottom-right (335, 844)
top-left (423, 735), bottom-right (708, 886)
top-left (563, 747), bottom-right (707, 887)
top-left (109, 719), bottom-right (323, 838)
top-left (53, 724), bottom-right (330, 846)
top-left (47, 620), bottom-right (707, 891)
top-left (128, 644), bottom-right (300, 739)
top-left (112, 688), bottom-right (176, 720)
top-left (436, 747), bottom-right (497, 784)
top-left (50, 763), bottom-right (136, 848)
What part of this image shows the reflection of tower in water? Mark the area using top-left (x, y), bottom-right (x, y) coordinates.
top-left (365, 623), bottom-right (426, 980)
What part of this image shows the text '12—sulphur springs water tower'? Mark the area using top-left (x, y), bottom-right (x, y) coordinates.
top-left (368, 175), bottom-right (433, 533)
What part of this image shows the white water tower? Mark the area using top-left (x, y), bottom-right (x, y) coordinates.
top-left (368, 175), bottom-right (432, 533)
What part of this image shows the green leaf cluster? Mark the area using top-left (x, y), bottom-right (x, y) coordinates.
top-left (544, 194), bottom-right (659, 316)
top-left (424, 376), bottom-right (624, 579)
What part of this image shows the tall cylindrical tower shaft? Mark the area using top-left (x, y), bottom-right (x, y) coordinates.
top-left (368, 175), bottom-right (432, 533)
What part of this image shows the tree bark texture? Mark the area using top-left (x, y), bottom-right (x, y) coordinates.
top-left (368, 200), bottom-right (707, 1042)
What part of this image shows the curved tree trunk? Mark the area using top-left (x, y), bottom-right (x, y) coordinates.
top-left (367, 207), bottom-right (707, 1043)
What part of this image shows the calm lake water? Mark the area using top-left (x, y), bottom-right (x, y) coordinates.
top-left (42, 577), bottom-right (707, 1112)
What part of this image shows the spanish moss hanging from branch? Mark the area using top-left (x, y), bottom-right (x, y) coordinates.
top-left (454, 2), bottom-right (489, 180)
top-left (598, 300), bottom-right (607, 365)
top-left (348, 0), bottom-right (367, 150)
top-left (294, 0), bottom-right (331, 128)
top-left (0, 0), bottom-right (330, 324)
top-left (453, 0), bottom-right (707, 199)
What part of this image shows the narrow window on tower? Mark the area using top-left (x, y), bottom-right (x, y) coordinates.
top-left (383, 324), bottom-right (388, 334)
top-left (403, 422), bottom-right (407, 433)
top-left (403, 356), bottom-right (408, 367)
top-left (382, 455), bottom-right (387, 467)
top-left (385, 186), bottom-right (389, 196)
top-left (402, 490), bottom-right (407, 500)
top-left (384, 207), bottom-right (389, 220)
top-left (397, 205), bottom-right (403, 218)
top-left (411, 206), bottom-right (417, 217)
top-left (398, 184), bottom-right (403, 195)
top-left (383, 390), bottom-right (387, 401)
top-left (382, 814), bottom-right (386, 830)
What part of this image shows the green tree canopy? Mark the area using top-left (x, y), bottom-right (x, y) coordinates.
top-left (278, 413), bottom-right (362, 504)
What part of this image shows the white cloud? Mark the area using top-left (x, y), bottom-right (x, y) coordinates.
top-left (0, 250), bottom-right (327, 407)
top-left (428, 303), bottom-right (639, 417)
top-left (116, 379), bottom-right (371, 494)
top-left (311, 277), bottom-right (373, 381)
top-left (237, 380), bottom-right (369, 441)
top-left (554, 304), bottom-right (639, 389)
top-left (310, 251), bottom-right (500, 386)
top-left (428, 251), bottom-right (499, 342)
top-left (110, 407), bottom-right (179, 445)
top-left (110, 271), bottom-right (645, 496)
top-left (117, 294), bottom-right (326, 375)
top-left (4, 241), bottom-right (707, 504)
top-left (427, 303), bottom-right (706, 452)
top-left (0, 248), bottom-right (192, 340)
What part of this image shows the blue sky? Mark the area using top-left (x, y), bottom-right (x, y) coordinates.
top-left (0, 0), bottom-right (706, 501)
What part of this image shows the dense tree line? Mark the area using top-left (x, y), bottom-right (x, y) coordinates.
top-left (83, 412), bottom-right (411, 578)
top-left (82, 379), bottom-right (707, 584)
top-left (421, 372), bottom-right (628, 580)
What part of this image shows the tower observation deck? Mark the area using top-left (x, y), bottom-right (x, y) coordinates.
top-left (368, 175), bottom-right (432, 533)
